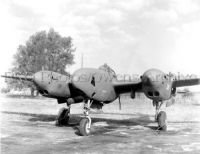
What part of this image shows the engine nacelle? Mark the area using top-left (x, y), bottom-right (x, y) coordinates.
top-left (141, 69), bottom-right (172, 101)
top-left (34, 71), bottom-right (71, 98)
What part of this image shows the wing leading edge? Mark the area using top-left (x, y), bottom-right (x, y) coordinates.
top-left (172, 78), bottom-right (200, 88)
top-left (113, 80), bottom-right (143, 94)
top-left (113, 78), bottom-right (200, 95)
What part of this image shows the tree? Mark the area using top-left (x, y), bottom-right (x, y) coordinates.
top-left (7, 28), bottom-right (75, 96)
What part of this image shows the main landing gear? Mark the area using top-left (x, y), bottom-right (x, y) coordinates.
top-left (153, 101), bottom-right (167, 131)
top-left (55, 106), bottom-right (70, 126)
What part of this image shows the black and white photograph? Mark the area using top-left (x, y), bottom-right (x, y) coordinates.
top-left (0, 0), bottom-right (200, 153)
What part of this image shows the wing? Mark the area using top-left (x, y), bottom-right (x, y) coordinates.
top-left (172, 78), bottom-right (200, 88)
top-left (113, 80), bottom-right (143, 94)
top-left (1, 74), bottom-right (33, 82)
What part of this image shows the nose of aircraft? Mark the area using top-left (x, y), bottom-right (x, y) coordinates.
top-left (142, 69), bottom-right (164, 87)
top-left (33, 71), bottom-right (46, 89)
top-left (33, 72), bottom-right (41, 83)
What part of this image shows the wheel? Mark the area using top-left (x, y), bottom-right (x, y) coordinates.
top-left (79, 118), bottom-right (91, 136)
top-left (157, 111), bottom-right (167, 131)
top-left (55, 107), bottom-right (69, 126)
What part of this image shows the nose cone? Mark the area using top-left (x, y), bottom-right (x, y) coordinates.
top-left (34, 72), bottom-right (41, 83)
top-left (142, 69), bottom-right (164, 87)
top-left (33, 72), bottom-right (46, 89)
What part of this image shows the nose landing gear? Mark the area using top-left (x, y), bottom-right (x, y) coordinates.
top-left (79, 100), bottom-right (93, 136)
top-left (154, 101), bottom-right (167, 131)
top-left (157, 111), bottom-right (167, 131)
top-left (55, 100), bottom-right (93, 136)
top-left (79, 117), bottom-right (92, 136)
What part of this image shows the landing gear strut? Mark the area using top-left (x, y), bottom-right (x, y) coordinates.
top-left (157, 111), bottom-right (167, 131)
top-left (79, 100), bottom-right (93, 136)
top-left (55, 106), bottom-right (70, 126)
top-left (154, 101), bottom-right (167, 131)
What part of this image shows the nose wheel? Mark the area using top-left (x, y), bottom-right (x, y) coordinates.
top-left (79, 100), bottom-right (93, 136)
top-left (157, 111), bottom-right (167, 131)
top-left (79, 117), bottom-right (92, 136)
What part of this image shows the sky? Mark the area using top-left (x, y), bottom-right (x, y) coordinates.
top-left (0, 0), bottom-right (200, 91)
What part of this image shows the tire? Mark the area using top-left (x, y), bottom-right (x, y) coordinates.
top-left (79, 118), bottom-right (91, 136)
top-left (157, 111), bottom-right (167, 131)
top-left (55, 107), bottom-right (69, 126)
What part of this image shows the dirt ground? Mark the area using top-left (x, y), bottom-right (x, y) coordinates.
top-left (1, 94), bottom-right (200, 154)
